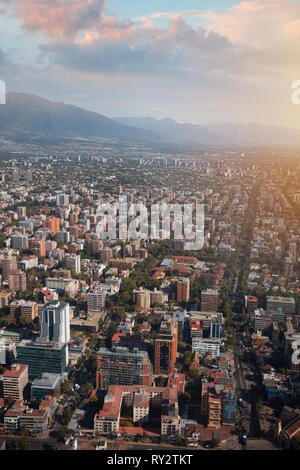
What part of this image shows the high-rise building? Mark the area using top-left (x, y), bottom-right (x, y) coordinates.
top-left (253, 308), bottom-right (273, 333)
top-left (200, 289), bottom-right (220, 312)
top-left (3, 363), bottom-right (28, 401)
top-left (41, 301), bottom-right (70, 345)
top-left (134, 289), bottom-right (151, 309)
top-left (30, 239), bottom-right (46, 258)
top-left (96, 347), bottom-right (153, 390)
top-left (87, 291), bottom-right (106, 314)
top-left (177, 278), bottom-right (190, 303)
top-left (8, 270), bottom-right (27, 292)
top-left (100, 248), bottom-right (113, 261)
top-left (17, 206), bottom-right (26, 219)
top-left (43, 217), bottom-right (60, 236)
top-left (154, 316), bottom-right (178, 375)
top-left (2, 252), bottom-right (17, 281)
top-left (245, 295), bottom-right (258, 316)
top-left (0, 338), bottom-right (17, 364)
top-left (56, 194), bottom-right (69, 207)
top-left (10, 235), bottom-right (29, 250)
top-left (66, 254), bottom-right (81, 274)
top-left (57, 231), bottom-right (70, 244)
top-left (210, 321), bottom-right (223, 339)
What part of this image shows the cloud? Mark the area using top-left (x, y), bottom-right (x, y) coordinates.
top-left (6, 0), bottom-right (106, 41)
top-left (176, 0), bottom-right (300, 49)
top-left (38, 13), bottom-right (282, 81)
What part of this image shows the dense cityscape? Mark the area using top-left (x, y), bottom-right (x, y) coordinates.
top-left (0, 148), bottom-right (299, 452)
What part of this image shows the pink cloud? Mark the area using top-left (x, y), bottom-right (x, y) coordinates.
top-left (9, 0), bottom-right (106, 41)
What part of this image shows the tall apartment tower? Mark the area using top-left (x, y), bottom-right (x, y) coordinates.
top-left (201, 289), bottom-right (220, 312)
top-left (66, 254), bottom-right (81, 274)
top-left (2, 252), bottom-right (17, 281)
top-left (56, 194), bottom-right (69, 207)
top-left (135, 289), bottom-right (151, 309)
top-left (41, 301), bottom-right (70, 345)
top-left (3, 363), bottom-right (28, 401)
top-left (177, 278), bottom-right (190, 303)
top-left (245, 296), bottom-right (258, 316)
top-left (9, 270), bottom-right (27, 292)
top-left (87, 291), bottom-right (106, 314)
top-left (43, 217), bottom-right (60, 236)
top-left (154, 316), bottom-right (178, 375)
top-left (17, 206), bottom-right (26, 219)
top-left (96, 347), bottom-right (153, 390)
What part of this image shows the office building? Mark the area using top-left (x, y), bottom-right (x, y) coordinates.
top-left (267, 296), bottom-right (296, 316)
top-left (31, 373), bottom-right (61, 402)
top-left (17, 338), bottom-right (67, 381)
top-left (210, 321), bottom-right (223, 339)
top-left (192, 337), bottom-right (221, 358)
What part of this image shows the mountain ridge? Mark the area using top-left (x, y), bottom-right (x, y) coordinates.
top-left (114, 116), bottom-right (300, 146)
top-left (1, 92), bottom-right (300, 147)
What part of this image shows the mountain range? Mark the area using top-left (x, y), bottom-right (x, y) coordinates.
top-left (114, 116), bottom-right (300, 147)
top-left (1, 92), bottom-right (300, 148)
top-left (0, 93), bottom-right (159, 145)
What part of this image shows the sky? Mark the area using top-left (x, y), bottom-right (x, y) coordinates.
top-left (0, 0), bottom-right (300, 127)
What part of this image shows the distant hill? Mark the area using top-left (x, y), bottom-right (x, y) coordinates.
top-left (114, 116), bottom-right (218, 145)
top-left (114, 116), bottom-right (300, 147)
top-left (0, 93), bottom-right (161, 144)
